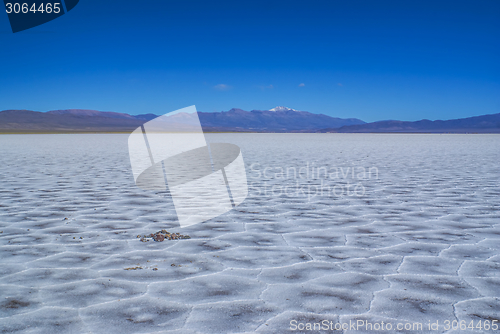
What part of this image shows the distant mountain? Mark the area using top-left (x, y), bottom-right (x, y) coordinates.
top-left (269, 106), bottom-right (298, 112)
top-left (47, 109), bottom-right (158, 121)
top-left (0, 109), bottom-right (147, 133)
top-left (0, 107), bottom-right (365, 133)
top-left (1, 108), bottom-right (499, 133)
top-left (319, 113), bottom-right (500, 133)
top-left (197, 107), bottom-right (365, 132)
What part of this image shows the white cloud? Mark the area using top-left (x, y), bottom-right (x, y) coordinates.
top-left (257, 84), bottom-right (274, 90)
top-left (213, 84), bottom-right (231, 91)
top-left (298, 83), bottom-right (305, 87)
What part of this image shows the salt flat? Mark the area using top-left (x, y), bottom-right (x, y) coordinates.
top-left (0, 134), bottom-right (499, 334)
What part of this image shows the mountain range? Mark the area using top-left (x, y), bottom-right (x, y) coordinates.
top-left (321, 113), bottom-right (500, 133)
top-left (0, 107), bottom-right (364, 133)
top-left (198, 107), bottom-right (365, 132)
top-left (0, 107), bottom-right (499, 133)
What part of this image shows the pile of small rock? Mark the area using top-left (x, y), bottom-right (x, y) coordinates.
top-left (138, 229), bottom-right (191, 242)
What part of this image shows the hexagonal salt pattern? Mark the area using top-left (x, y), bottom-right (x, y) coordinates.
top-left (0, 133), bottom-right (499, 333)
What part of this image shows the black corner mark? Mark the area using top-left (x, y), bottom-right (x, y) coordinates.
top-left (4, 0), bottom-right (79, 33)
top-left (64, 0), bottom-right (77, 12)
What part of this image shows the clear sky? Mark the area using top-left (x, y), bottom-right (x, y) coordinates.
top-left (0, 0), bottom-right (499, 122)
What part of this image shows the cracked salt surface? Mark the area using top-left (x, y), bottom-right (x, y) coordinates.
top-left (0, 133), bottom-right (499, 333)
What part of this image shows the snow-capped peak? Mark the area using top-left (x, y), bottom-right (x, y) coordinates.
top-left (269, 106), bottom-right (297, 112)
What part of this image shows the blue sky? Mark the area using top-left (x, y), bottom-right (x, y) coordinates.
top-left (0, 0), bottom-right (499, 122)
